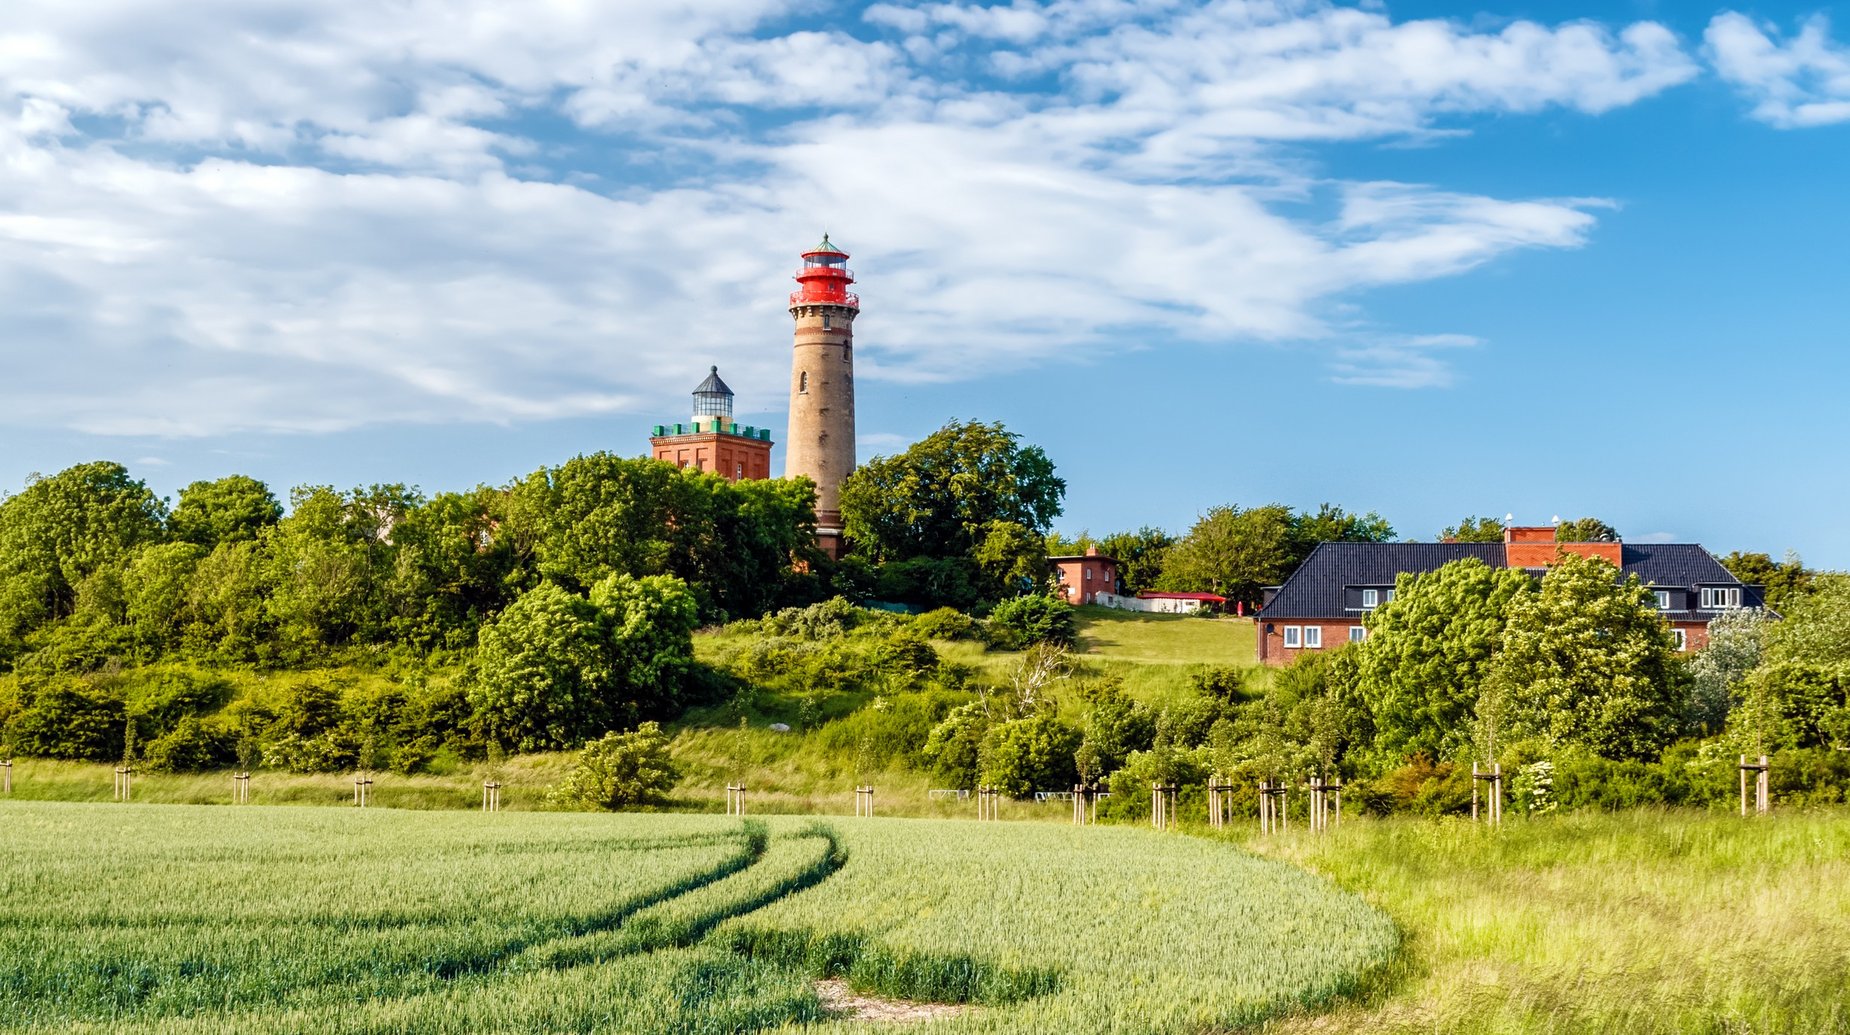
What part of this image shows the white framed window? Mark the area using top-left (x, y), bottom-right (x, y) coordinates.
top-left (1349, 626), bottom-right (1366, 642)
top-left (1654, 590), bottom-right (1671, 610)
top-left (1701, 587), bottom-right (1742, 609)
top-left (1084, 568), bottom-right (1092, 580)
top-left (1283, 626), bottom-right (1302, 648)
top-left (1303, 626), bottom-right (1323, 648)
top-left (1672, 628), bottom-right (1688, 651)
top-left (1361, 588), bottom-right (1378, 608)
top-left (1386, 588), bottom-right (1397, 602)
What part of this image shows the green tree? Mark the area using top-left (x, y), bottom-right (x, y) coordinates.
top-left (1686, 608), bottom-right (1771, 734)
top-left (168, 475), bottom-right (282, 547)
top-left (1730, 662), bottom-right (1849, 754)
top-left (922, 702), bottom-right (988, 790)
top-left (590, 572), bottom-right (700, 721)
top-left (386, 486), bottom-right (520, 648)
top-left (1097, 526), bottom-right (1174, 594)
top-left (1718, 550), bottom-right (1815, 613)
top-left (1764, 573), bottom-right (1850, 668)
top-left (545, 723), bottom-right (681, 810)
top-left (1355, 558), bottom-right (1533, 766)
top-left (1158, 504), bottom-right (1297, 611)
top-left (982, 713), bottom-right (1081, 797)
top-left (1441, 515), bottom-right (1505, 543)
top-left (0, 462), bottom-right (167, 653)
top-left (840, 421), bottom-right (1065, 603)
top-left (471, 583), bottom-right (615, 751)
top-left (1489, 554), bottom-right (1684, 761)
top-left (122, 543), bottom-right (207, 657)
top-left (1291, 504), bottom-right (1395, 554)
top-left (1554, 517), bottom-right (1619, 543)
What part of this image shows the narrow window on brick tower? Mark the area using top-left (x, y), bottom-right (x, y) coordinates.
top-left (822, 313), bottom-right (833, 330)
top-left (799, 371), bottom-right (809, 393)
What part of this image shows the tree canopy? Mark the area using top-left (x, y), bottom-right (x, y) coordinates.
top-left (1440, 515), bottom-right (1505, 542)
top-left (840, 421), bottom-right (1065, 605)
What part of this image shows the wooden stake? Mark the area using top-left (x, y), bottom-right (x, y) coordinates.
top-left (1739, 754), bottom-right (1771, 816)
top-left (977, 786), bottom-right (999, 822)
top-left (854, 785), bottom-right (874, 817)
top-left (353, 773), bottom-right (373, 808)
top-left (483, 780), bottom-right (502, 813)
top-left (232, 771), bottom-right (251, 804)
top-left (725, 783), bottom-right (746, 816)
top-left (1150, 782), bottom-right (1176, 831)
top-left (2, 759), bottom-right (11, 796)
top-left (1473, 763), bottom-right (1503, 826)
top-left (113, 766), bottom-right (133, 802)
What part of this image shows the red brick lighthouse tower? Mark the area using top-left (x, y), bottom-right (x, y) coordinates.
top-left (786, 235), bottom-right (858, 559)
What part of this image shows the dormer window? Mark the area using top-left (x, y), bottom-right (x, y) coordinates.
top-left (1700, 587), bottom-right (1742, 609)
top-left (1654, 590), bottom-right (1671, 610)
top-left (1361, 589), bottom-right (1378, 609)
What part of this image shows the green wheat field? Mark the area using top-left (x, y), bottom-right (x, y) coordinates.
top-left (1, 801), bottom-right (1395, 1034)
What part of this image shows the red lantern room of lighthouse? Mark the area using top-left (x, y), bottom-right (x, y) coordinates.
top-left (785, 235), bottom-right (860, 559)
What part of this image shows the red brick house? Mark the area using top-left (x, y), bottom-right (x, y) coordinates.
top-left (1050, 547), bottom-right (1120, 605)
top-left (1253, 526), bottom-right (1763, 666)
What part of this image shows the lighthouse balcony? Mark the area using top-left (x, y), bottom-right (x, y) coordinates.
top-left (788, 290), bottom-right (860, 308)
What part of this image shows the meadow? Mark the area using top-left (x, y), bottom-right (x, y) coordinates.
top-left (0, 800), bottom-right (1394, 1034)
top-left (1243, 809), bottom-right (1850, 1035)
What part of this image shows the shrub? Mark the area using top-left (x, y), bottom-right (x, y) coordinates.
top-left (142, 715), bottom-right (236, 772)
top-left (1189, 666), bottom-right (1247, 704)
top-left (986, 595), bottom-right (1076, 650)
top-left (913, 607), bottom-right (981, 641)
top-left (760, 597), bottom-right (872, 640)
top-left (545, 723), bottom-right (680, 811)
top-left (5, 678), bottom-right (126, 760)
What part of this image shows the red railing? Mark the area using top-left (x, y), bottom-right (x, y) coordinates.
top-left (789, 290), bottom-right (860, 308)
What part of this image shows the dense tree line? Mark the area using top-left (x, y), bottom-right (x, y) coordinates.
top-left (0, 455), bottom-right (824, 674)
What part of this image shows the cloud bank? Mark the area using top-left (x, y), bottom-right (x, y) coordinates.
top-left (0, 1), bottom-right (1790, 437)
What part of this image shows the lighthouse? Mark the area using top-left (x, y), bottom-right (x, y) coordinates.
top-left (786, 235), bottom-right (858, 559)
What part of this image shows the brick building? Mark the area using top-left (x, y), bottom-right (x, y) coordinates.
top-left (1050, 547), bottom-right (1120, 605)
top-left (649, 366), bottom-right (773, 482)
top-left (1253, 526), bottom-right (1763, 666)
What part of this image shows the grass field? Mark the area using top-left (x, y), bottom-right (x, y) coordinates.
top-left (1241, 809), bottom-right (1850, 1035)
top-left (0, 800), bottom-right (1394, 1034)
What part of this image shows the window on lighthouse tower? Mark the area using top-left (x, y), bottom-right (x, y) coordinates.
top-left (799, 371), bottom-right (809, 394)
top-left (822, 313), bottom-right (832, 330)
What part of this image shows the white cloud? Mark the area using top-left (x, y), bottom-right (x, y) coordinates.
top-left (1328, 333), bottom-right (1480, 389)
top-left (0, 1), bottom-right (1708, 437)
top-left (1706, 12), bottom-right (1850, 128)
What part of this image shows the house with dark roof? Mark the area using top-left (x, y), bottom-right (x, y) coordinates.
top-left (1253, 526), bottom-right (1764, 666)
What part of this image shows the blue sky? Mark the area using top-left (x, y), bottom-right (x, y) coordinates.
top-left (2, 1), bottom-right (1848, 564)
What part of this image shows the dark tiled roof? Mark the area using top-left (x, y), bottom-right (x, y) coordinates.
top-left (1258, 542), bottom-right (1504, 619)
top-left (1257, 541), bottom-right (1761, 621)
top-left (693, 366), bottom-right (733, 396)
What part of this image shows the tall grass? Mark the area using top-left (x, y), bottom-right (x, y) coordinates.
top-left (1240, 809), bottom-right (1850, 1034)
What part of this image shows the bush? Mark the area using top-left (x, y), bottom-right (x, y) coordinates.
top-left (986, 595), bottom-right (1077, 650)
top-left (5, 678), bottom-right (126, 760)
top-left (913, 607), bottom-right (982, 641)
top-left (760, 597), bottom-right (874, 640)
top-left (142, 715), bottom-right (236, 772)
top-left (1189, 666), bottom-right (1247, 704)
top-left (1353, 754), bottom-right (1471, 817)
top-left (545, 723), bottom-right (680, 811)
